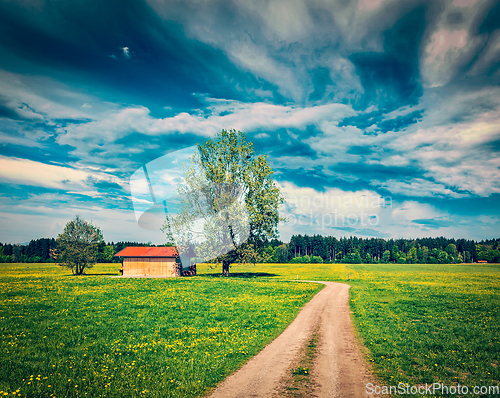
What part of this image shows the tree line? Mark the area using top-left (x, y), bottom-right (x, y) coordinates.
top-left (260, 235), bottom-right (500, 264)
top-left (1, 235), bottom-right (499, 265)
top-left (0, 239), bottom-right (160, 263)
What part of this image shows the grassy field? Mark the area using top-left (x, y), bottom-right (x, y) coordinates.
top-left (0, 263), bottom-right (322, 397)
top-left (209, 262), bottom-right (500, 394)
top-left (347, 263), bottom-right (500, 392)
top-left (1, 262), bottom-right (499, 397)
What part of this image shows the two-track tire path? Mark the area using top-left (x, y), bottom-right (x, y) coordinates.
top-left (206, 281), bottom-right (379, 398)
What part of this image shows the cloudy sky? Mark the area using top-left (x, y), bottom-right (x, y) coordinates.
top-left (0, 0), bottom-right (499, 244)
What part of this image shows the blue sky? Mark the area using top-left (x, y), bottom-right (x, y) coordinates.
top-left (0, 0), bottom-right (499, 244)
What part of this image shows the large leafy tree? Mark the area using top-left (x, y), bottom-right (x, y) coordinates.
top-left (167, 129), bottom-right (283, 276)
top-left (56, 216), bottom-right (104, 275)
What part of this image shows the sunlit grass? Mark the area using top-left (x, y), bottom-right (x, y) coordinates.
top-left (347, 263), bottom-right (500, 391)
top-left (0, 263), bottom-right (321, 397)
top-left (2, 261), bottom-right (499, 397)
top-left (210, 262), bottom-right (500, 393)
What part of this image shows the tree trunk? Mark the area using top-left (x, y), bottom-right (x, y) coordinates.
top-left (222, 260), bottom-right (230, 276)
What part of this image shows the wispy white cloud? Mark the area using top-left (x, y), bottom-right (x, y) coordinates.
top-left (0, 205), bottom-right (163, 244)
top-left (467, 30), bottom-right (500, 76)
top-left (145, 0), bottom-right (367, 102)
top-left (357, 0), bottom-right (385, 11)
top-left (0, 156), bottom-right (124, 191)
top-left (391, 200), bottom-right (443, 222)
top-left (56, 98), bottom-right (355, 163)
top-left (277, 181), bottom-right (391, 240)
top-left (372, 179), bottom-right (467, 198)
top-left (274, 183), bottom-right (496, 241)
top-left (122, 46), bottom-right (130, 59)
top-left (49, 83), bottom-right (500, 200)
top-left (381, 94), bottom-right (500, 196)
top-left (422, 29), bottom-right (481, 87)
top-left (452, 0), bottom-right (480, 7)
top-left (0, 132), bottom-right (44, 148)
top-left (0, 70), bottom-right (97, 120)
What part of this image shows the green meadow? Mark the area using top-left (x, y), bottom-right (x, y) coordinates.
top-left (0, 263), bottom-right (321, 397)
top-left (201, 262), bottom-right (500, 394)
top-left (1, 262), bottom-right (499, 397)
top-left (346, 263), bottom-right (500, 391)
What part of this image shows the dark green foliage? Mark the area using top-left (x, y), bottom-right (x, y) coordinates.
top-left (0, 239), bottom-right (57, 263)
top-left (0, 240), bottom-right (183, 264)
top-left (56, 216), bottom-right (104, 275)
top-left (477, 238), bottom-right (500, 263)
top-left (282, 235), bottom-right (483, 264)
top-left (2, 235), bottom-right (498, 266)
top-left (244, 235), bottom-right (495, 264)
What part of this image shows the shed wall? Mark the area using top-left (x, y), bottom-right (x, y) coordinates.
top-left (122, 257), bottom-right (179, 277)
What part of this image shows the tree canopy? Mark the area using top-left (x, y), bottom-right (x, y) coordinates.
top-left (56, 216), bottom-right (104, 275)
top-left (165, 129), bottom-right (284, 275)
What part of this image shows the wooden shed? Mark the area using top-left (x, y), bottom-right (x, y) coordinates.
top-left (115, 247), bottom-right (180, 277)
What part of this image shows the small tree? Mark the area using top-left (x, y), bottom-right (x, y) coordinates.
top-left (351, 250), bottom-right (363, 264)
top-left (407, 246), bottom-right (418, 264)
top-left (102, 245), bottom-right (115, 263)
top-left (56, 216), bottom-right (104, 275)
top-left (445, 243), bottom-right (458, 262)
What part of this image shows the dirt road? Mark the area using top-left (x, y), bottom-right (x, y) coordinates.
top-left (206, 281), bottom-right (377, 398)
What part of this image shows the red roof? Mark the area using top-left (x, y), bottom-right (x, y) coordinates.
top-left (115, 246), bottom-right (178, 257)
